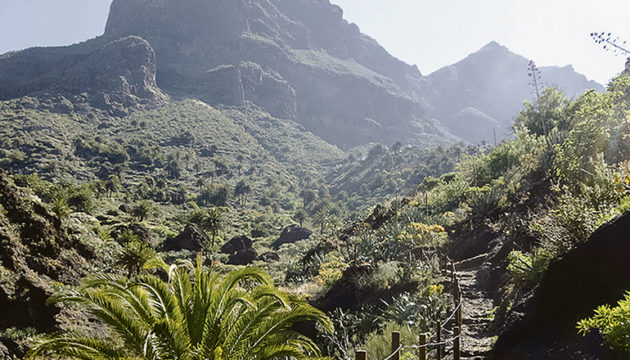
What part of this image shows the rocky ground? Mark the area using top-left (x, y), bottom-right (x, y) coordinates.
top-left (455, 254), bottom-right (497, 359)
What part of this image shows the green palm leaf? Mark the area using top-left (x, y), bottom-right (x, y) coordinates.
top-left (28, 254), bottom-right (333, 360)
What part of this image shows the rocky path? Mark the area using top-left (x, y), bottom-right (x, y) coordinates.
top-left (453, 254), bottom-right (496, 359)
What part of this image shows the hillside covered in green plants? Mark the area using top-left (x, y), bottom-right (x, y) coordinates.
top-left (1, 0), bottom-right (629, 359)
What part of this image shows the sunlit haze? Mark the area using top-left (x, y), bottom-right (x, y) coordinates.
top-left (331, 0), bottom-right (630, 84)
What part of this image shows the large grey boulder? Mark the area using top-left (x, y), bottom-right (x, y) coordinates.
top-left (272, 225), bottom-right (312, 249)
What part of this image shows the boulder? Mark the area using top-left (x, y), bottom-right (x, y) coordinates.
top-left (227, 248), bottom-right (258, 266)
top-left (0, 272), bottom-right (60, 331)
top-left (257, 251), bottom-right (280, 262)
top-left (221, 235), bottom-right (253, 255)
top-left (494, 211), bottom-right (630, 359)
top-left (272, 225), bottom-right (312, 249)
top-left (162, 224), bottom-right (208, 251)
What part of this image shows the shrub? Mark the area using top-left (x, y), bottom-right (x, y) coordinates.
top-left (507, 249), bottom-right (553, 286)
top-left (465, 182), bottom-right (503, 218)
top-left (362, 321), bottom-right (419, 360)
top-left (578, 291), bottom-right (630, 355)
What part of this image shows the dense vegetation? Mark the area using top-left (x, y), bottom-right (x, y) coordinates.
top-left (1, 39), bottom-right (629, 360)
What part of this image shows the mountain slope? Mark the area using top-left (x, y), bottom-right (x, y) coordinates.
top-left (424, 41), bottom-right (604, 143)
top-left (100, 0), bottom-right (450, 147)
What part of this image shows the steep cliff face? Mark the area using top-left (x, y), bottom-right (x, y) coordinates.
top-left (0, 36), bottom-right (166, 116)
top-left (101, 0), bottom-right (440, 147)
top-left (493, 211), bottom-right (630, 359)
top-left (424, 42), bottom-right (604, 144)
top-left (0, 170), bottom-right (94, 334)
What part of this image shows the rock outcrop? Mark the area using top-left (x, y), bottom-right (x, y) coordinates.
top-left (162, 223), bottom-right (209, 251)
top-left (257, 251), bottom-right (280, 262)
top-left (494, 211), bottom-right (630, 359)
top-left (221, 235), bottom-right (258, 265)
top-left (221, 235), bottom-right (254, 255)
top-left (101, 0), bottom-right (442, 147)
top-left (0, 170), bottom-right (93, 332)
top-left (272, 224), bottom-right (312, 249)
top-left (0, 36), bottom-right (166, 116)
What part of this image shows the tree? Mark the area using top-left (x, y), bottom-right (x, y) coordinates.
top-left (104, 175), bottom-right (121, 198)
top-left (114, 241), bottom-right (165, 278)
top-left (514, 87), bottom-right (570, 137)
top-left (314, 207), bottom-right (331, 235)
top-left (234, 179), bottom-right (252, 206)
top-left (28, 255), bottom-right (333, 360)
top-left (300, 189), bottom-right (316, 206)
top-left (293, 208), bottom-right (307, 227)
top-left (190, 207), bottom-right (228, 247)
top-left (131, 200), bottom-right (157, 222)
top-left (195, 177), bottom-right (206, 191)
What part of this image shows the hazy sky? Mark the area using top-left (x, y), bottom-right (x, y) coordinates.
top-left (0, 0), bottom-right (628, 84)
top-left (331, 0), bottom-right (630, 84)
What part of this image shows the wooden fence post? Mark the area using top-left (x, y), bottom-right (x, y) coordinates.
top-left (418, 333), bottom-right (427, 360)
top-left (391, 331), bottom-right (400, 360)
top-left (453, 326), bottom-right (461, 360)
top-left (355, 350), bottom-right (367, 360)
top-left (457, 298), bottom-right (463, 327)
top-left (450, 261), bottom-right (456, 283)
top-left (436, 320), bottom-right (442, 360)
top-left (453, 278), bottom-right (460, 300)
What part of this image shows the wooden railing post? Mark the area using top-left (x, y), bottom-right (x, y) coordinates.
top-left (391, 331), bottom-right (400, 360)
top-left (355, 350), bottom-right (367, 360)
top-left (453, 326), bottom-right (461, 360)
top-left (436, 320), bottom-right (442, 360)
top-left (418, 333), bottom-right (427, 360)
top-left (453, 278), bottom-right (460, 300)
top-left (450, 261), bottom-right (456, 283)
top-left (457, 298), bottom-right (463, 327)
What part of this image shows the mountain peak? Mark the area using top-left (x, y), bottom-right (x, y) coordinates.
top-left (479, 41), bottom-right (505, 51)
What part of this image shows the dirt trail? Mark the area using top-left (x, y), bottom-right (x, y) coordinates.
top-left (453, 254), bottom-right (496, 359)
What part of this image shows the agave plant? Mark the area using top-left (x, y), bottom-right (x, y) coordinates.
top-left (28, 255), bottom-right (333, 359)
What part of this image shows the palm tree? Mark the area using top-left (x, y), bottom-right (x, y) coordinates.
top-left (28, 255), bottom-right (333, 360)
top-left (114, 240), bottom-right (166, 277)
top-left (200, 207), bottom-right (227, 247)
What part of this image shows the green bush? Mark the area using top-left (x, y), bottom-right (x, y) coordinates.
top-left (578, 291), bottom-right (630, 355)
top-left (507, 249), bottom-right (553, 286)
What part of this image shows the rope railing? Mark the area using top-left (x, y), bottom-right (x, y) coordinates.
top-left (355, 251), bottom-right (464, 360)
top-left (441, 301), bottom-right (462, 329)
top-left (382, 343), bottom-right (404, 360)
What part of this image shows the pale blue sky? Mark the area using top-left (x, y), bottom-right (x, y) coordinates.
top-left (332, 0), bottom-right (630, 84)
top-left (0, 0), bottom-right (628, 84)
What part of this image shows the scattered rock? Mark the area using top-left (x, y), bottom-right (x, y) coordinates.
top-left (162, 224), bottom-right (208, 251)
top-left (257, 251), bottom-right (280, 262)
top-left (272, 225), bottom-right (312, 249)
top-left (228, 248), bottom-right (258, 266)
top-left (221, 235), bottom-right (253, 255)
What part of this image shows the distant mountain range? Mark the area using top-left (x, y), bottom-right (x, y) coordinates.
top-left (0, 0), bottom-right (603, 147)
top-left (424, 41), bottom-right (604, 143)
